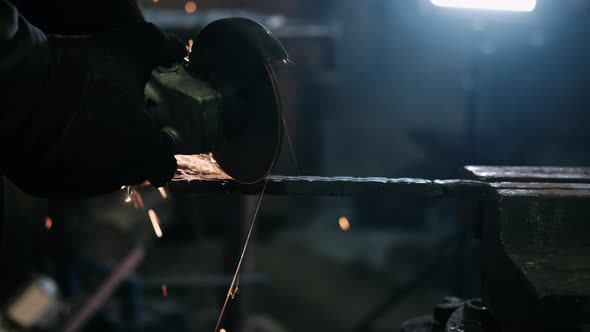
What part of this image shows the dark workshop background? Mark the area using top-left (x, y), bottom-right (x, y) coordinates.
top-left (5, 0), bottom-right (590, 331)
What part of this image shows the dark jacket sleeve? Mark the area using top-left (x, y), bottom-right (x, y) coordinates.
top-left (0, 1), bottom-right (180, 197)
top-left (0, 0), bottom-right (50, 160)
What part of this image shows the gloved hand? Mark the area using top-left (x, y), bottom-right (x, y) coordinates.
top-left (2, 22), bottom-right (186, 197)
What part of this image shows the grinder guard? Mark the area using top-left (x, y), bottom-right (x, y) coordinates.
top-left (145, 18), bottom-right (289, 184)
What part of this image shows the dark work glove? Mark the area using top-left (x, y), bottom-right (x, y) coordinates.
top-left (2, 22), bottom-right (186, 197)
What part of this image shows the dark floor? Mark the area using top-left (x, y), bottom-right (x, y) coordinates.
top-left (139, 237), bottom-right (445, 332)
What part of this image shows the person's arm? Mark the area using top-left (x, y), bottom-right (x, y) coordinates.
top-left (0, 1), bottom-right (185, 197)
top-left (0, 0), bottom-right (50, 142)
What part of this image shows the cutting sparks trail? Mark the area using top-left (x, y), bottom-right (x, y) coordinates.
top-left (44, 216), bottom-right (53, 230)
top-left (214, 178), bottom-right (270, 332)
top-left (122, 186), bottom-right (144, 209)
top-left (185, 1), bottom-right (197, 14)
top-left (266, 60), bottom-right (300, 175)
top-left (124, 186), bottom-right (133, 203)
top-left (339, 216), bottom-right (350, 231)
top-left (277, 59), bottom-right (299, 173)
top-left (148, 209), bottom-right (163, 238)
top-left (281, 112), bottom-right (300, 174)
top-left (158, 187), bottom-right (168, 199)
top-left (184, 39), bottom-right (194, 62)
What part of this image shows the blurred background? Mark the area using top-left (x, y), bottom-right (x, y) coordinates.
top-left (4, 0), bottom-right (590, 331)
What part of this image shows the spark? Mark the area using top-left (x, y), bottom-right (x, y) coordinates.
top-left (120, 186), bottom-right (126, 190)
top-left (185, 39), bottom-right (193, 62)
top-left (148, 209), bottom-right (163, 238)
top-left (158, 187), bottom-right (168, 199)
top-left (124, 186), bottom-right (134, 203)
top-left (213, 62), bottom-right (284, 332)
top-left (184, 1), bottom-right (197, 13)
top-left (162, 284), bottom-right (168, 297)
top-left (174, 154), bottom-right (232, 181)
top-left (281, 112), bottom-right (300, 174)
top-left (230, 284), bottom-right (239, 299)
top-left (282, 58), bottom-right (295, 66)
top-left (220, 329), bottom-right (227, 332)
top-left (44, 216), bottom-right (53, 230)
top-left (132, 188), bottom-right (145, 209)
top-left (338, 217), bottom-right (350, 231)
top-left (214, 178), bottom-right (269, 332)
top-left (265, 62), bottom-right (300, 174)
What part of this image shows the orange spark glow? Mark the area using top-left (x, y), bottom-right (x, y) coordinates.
top-left (174, 154), bottom-right (231, 181)
top-left (153, 0), bottom-right (159, 3)
top-left (185, 1), bottom-right (197, 13)
top-left (44, 216), bottom-right (53, 230)
top-left (184, 39), bottom-right (194, 62)
top-left (158, 187), bottom-right (168, 199)
top-left (148, 209), bottom-right (163, 238)
top-left (132, 188), bottom-right (145, 209)
top-left (162, 284), bottom-right (168, 297)
top-left (338, 217), bottom-right (350, 231)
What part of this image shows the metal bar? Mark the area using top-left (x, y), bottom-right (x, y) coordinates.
top-left (464, 166), bottom-right (590, 183)
top-left (169, 175), bottom-right (446, 197)
top-left (64, 244), bottom-right (146, 332)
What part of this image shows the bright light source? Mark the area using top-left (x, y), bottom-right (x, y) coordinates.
top-left (431, 0), bottom-right (536, 12)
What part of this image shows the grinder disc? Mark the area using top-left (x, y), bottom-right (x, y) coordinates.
top-left (188, 18), bottom-right (288, 184)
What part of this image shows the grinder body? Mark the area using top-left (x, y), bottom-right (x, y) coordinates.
top-left (145, 18), bottom-right (289, 183)
top-left (145, 64), bottom-right (224, 154)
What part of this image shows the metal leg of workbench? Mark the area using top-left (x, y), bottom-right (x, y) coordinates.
top-left (453, 227), bottom-right (467, 298)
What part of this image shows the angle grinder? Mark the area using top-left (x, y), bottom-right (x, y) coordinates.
top-left (145, 18), bottom-right (288, 184)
